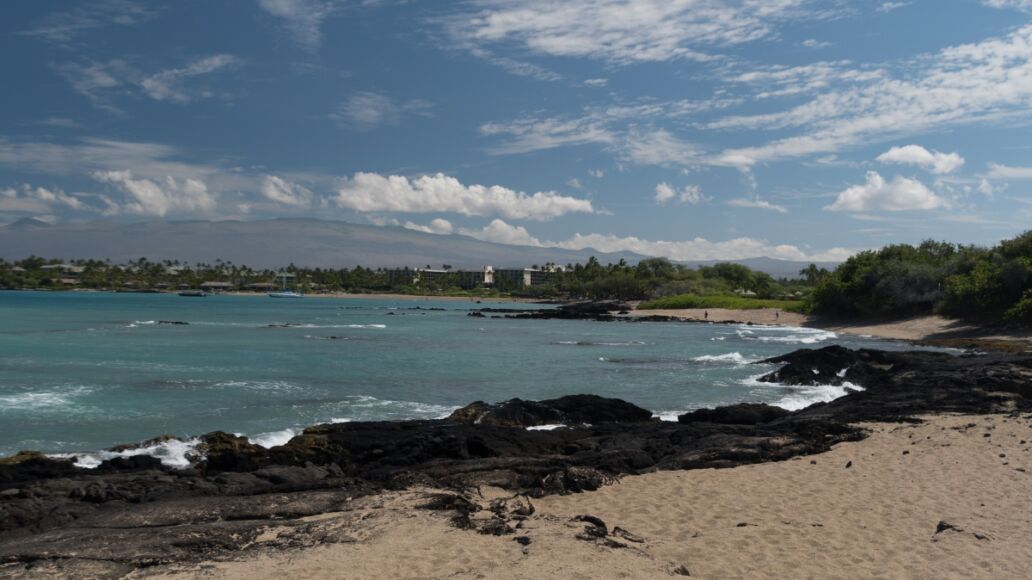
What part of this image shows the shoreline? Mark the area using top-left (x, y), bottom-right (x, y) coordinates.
top-left (630, 307), bottom-right (1032, 349)
top-left (144, 412), bottom-right (1032, 579)
top-left (2, 346), bottom-right (1031, 578)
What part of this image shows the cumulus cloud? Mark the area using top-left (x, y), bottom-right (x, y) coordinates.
top-left (403, 218), bottom-right (455, 235)
top-left (554, 232), bottom-right (854, 262)
top-left (459, 219), bottom-right (543, 246)
top-left (727, 198), bottom-right (789, 213)
top-left (437, 218), bottom-right (854, 262)
top-left (331, 92), bottom-right (433, 131)
top-left (334, 172), bottom-right (594, 220)
top-left (654, 182), bottom-right (708, 205)
top-left (257, 0), bottom-right (337, 51)
top-left (825, 171), bottom-right (947, 212)
top-left (140, 55), bottom-right (240, 103)
top-left (876, 145), bottom-right (964, 174)
top-left (93, 170), bottom-right (217, 216)
top-left (261, 175), bottom-right (313, 207)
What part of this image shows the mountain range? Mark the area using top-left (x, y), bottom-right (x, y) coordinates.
top-left (0, 218), bottom-right (837, 278)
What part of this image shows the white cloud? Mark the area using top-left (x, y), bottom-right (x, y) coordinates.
top-left (878, 2), bottom-right (909, 12)
top-left (257, 0), bottom-right (337, 51)
top-left (727, 198), bottom-right (789, 213)
top-left (876, 145), bottom-right (964, 174)
top-left (0, 184), bottom-right (117, 214)
top-left (261, 175), bottom-right (313, 207)
top-left (93, 170), bottom-right (217, 216)
top-left (801, 38), bottom-right (831, 49)
top-left (443, 218), bottom-right (854, 262)
top-left (825, 171), bottom-right (947, 211)
top-left (480, 115), bottom-right (615, 155)
top-left (588, 169), bottom-right (605, 178)
top-left (334, 172), bottom-right (594, 220)
top-left (53, 60), bottom-right (128, 112)
top-left (21, 0), bottom-right (158, 43)
top-left (583, 78), bottom-right (609, 87)
top-left (987, 163), bottom-right (1032, 180)
top-left (555, 232), bottom-right (854, 262)
top-left (982, 1), bottom-right (1032, 10)
top-left (655, 182), bottom-right (708, 205)
top-left (331, 92), bottom-right (433, 130)
top-left (140, 55), bottom-right (240, 103)
top-left (712, 25), bottom-right (1032, 166)
top-left (445, 0), bottom-right (815, 66)
top-left (460, 219), bottom-right (543, 246)
top-left (567, 178), bottom-right (584, 190)
top-left (620, 129), bottom-right (702, 167)
top-left (404, 218), bottom-right (455, 235)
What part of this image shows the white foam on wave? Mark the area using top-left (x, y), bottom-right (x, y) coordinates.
top-left (248, 428), bottom-right (298, 449)
top-left (556, 340), bottom-right (647, 346)
top-left (692, 352), bottom-right (755, 365)
top-left (51, 437), bottom-right (201, 470)
top-left (0, 386), bottom-right (93, 412)
top-left (735, 325), bottom-right (837, 345)
top-left (739, 373), bottom-right (863, 411)
top-left (212, 380), bottom-right (302, 392)
top-left (526, 424), bottom-right (564, 431)
top-left (338, 395), bottom-right (458, 420)
top-left (653, 411), bottom-right (683, 422)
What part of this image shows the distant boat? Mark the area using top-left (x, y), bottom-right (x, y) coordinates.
top-left (269, 272), bottom-right (304, 298)
top-left (178, 290), bottom-right (208, 297)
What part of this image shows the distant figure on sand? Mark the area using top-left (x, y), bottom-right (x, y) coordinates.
top-left (775, 311), bottom-right (779, 321)
top-left (704, 311), bottom-right (708, 320)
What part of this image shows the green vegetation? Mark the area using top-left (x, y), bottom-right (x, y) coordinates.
top-left (638, 294), bottom-right (806, 312)
top-left (807, 231), bottom-right (1032, 325)
top-left (0, 255), bottom-right (815, 304)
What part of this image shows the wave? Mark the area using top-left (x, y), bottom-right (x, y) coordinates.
top-left (735, 325), bottom-right (837, 345)
top-left (555, 340), bottom-right (648, 347)
top-left (692, 352), bottom-right (756, 365)
top-left (249, 428), bottom-right (297, 449)
top-left (51, 437), bottom-right (201, 470)
top-left (0, 386), bottom-right (93, 412)
top-left (526, 424), bottom-right (565, 431)
top-left (739, 373), bottom-right (864, 411)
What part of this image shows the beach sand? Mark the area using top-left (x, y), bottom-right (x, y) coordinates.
top-left (630, 309), bottom-right (1032, 348)
top-left (142, 413), bottom-right (1032, 579)
top-left (628, 307), bottom-right (808, 327)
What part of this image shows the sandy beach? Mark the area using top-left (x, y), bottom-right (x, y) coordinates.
top-left (630, 308), bottom-right (1032, 348)
top-left (142, 413), bottom-right (1032, 579)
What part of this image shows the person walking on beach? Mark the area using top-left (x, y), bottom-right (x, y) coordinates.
top-left (704, 311), bottom-right (708, 320)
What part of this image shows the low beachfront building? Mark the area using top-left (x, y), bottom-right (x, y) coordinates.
top-left (200, 281), bottom-right (235, 292)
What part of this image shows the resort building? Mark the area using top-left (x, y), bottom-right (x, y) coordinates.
top-left (200, 281), bottom-right (235, 292)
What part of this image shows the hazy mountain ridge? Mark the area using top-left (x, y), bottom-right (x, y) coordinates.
top-left (0, 218), bottom-right (836, 277)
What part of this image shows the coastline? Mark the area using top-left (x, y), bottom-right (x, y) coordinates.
top-left (2, 346), bottom-right (1031, 578)
top-left (147, 413), bottom-right (1032, 579)
top-left (629, 307), bottom-right (1032, 349)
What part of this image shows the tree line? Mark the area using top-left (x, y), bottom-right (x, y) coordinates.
top-left (807, 230), bottom-right (1032, 324)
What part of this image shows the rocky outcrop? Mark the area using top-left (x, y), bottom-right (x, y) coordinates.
top-left (485, 301), bottom-right (632, 321)
top-left (447, 395), bottom-right (654, 427)
top-left (3, 346), bottom-right (1032, 574)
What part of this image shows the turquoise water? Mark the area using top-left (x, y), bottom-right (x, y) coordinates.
top-left (0, 291), bottom-right (921, 458)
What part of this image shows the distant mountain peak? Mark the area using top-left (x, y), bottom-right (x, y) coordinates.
top-left (3, 217), bottom-right (53, 230)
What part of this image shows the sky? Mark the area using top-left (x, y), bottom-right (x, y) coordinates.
top-left (2, 0), bottom-right (1032, 262)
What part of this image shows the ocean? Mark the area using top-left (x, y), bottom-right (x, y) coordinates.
top-left (0, 291), bottom-right (925, 465)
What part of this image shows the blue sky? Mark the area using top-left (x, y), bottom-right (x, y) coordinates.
top-left (2, 0), bottom-right (1032, 261)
